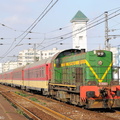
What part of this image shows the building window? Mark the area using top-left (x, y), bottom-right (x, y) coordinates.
top-left (49, 53), bottom-right (54, 55)
top-left (79, 36), bottom-right (83, 41)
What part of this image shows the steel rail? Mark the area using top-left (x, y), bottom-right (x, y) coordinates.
top-left (11, 91), bottom-right (72, 120)
top-left (1, 91), bottom-right (41, 120)
top-left (115, 110), bottom-right (120, 114)
top-left (0, 87), bottom-right (72, 120)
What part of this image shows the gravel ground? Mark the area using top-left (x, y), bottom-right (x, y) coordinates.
top-left (0, 85), bottom-right (119, 120)
top-left (24, 92), bottom-right (117, 120)
top-left (0, 94), bottom-right (27, 120)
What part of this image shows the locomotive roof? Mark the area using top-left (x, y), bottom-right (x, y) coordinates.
top-left (24, 57), bottom-right (53, 69)
top-left (24, 49), bottom-right (80, 69)
top-left (51, 49), bottom-right (81, 60)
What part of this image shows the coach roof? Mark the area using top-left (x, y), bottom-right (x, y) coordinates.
top-left (24, 57), bottom-right (53, 69)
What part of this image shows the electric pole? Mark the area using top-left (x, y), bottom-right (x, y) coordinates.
top-left (104, 11), bottom-right (110, 50)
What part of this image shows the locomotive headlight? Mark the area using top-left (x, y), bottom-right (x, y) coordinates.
top-left (97, 51), bottom-right (104, 56)
top-left (100, 52), bottom-right (104, 56)
top-left (86, 91), bottom-right (95, 98)
top-left (97, 52), bottom-right (101, 56)
top-left (98, 61), bottom-right (103, 65)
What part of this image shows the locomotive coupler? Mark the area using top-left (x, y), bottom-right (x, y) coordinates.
top-left (100, 88), bottom-right (108, 98)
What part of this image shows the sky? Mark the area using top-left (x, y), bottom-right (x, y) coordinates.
top-left (0, 0), bottom-right (120, 62)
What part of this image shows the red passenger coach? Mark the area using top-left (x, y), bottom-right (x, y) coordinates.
top-left (0, 70), bottom-right (13, 85)
top-left (12, 66), bottom-right (25, 87)
top-left (23, 57), bottom-right (52, 94)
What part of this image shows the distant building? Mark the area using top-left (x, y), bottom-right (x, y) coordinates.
top-left (17, 48), bottom-right (42, 67)
top-left (41, 48), bottom-right (60, 59)
top-left (1, 48), bottom-right (61, 72)
top-left (110, 47), bottom-right (118, 66)
top-left (110, 47), bottom-right (120, 81)
top-left (71, 10), bottom-right (89, 50)
top-left (17, 48), bottom-right (61, 67)
top-left (0, 63), bottom-right (2, 73)
top-left (2, 61), bottom-right (18, 72)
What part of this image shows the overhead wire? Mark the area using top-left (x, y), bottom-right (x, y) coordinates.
top-left (38, 9), bottom-right (120, 50)
top-left (47, 8), bottom-right (120, 41)
top-left (1, 5), bottom-right (120, 61)
top-left (0, 0), bottom-right (59, 61)
top-left (0, 7), bottom-right (119, 34)
top-left (0, 0), bottom-right (55, 59)
top-left (16, 0), bottom-right (54, 39)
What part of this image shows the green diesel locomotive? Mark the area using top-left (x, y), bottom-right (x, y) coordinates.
top-left (49, 49), bottom-right (120, 108)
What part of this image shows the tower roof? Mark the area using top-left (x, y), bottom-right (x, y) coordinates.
top-left (71, 10), bottom-right (88, 22)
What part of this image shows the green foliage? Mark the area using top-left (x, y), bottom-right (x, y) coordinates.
top-left (15, 91), bottom-right (29, 97)
top-left (29, 97), bottom-right (46, 105)
top-left (29, 97), bottom-right (40, 102)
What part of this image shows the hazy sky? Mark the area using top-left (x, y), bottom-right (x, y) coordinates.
top-left (0, 0), bottom-right (120, 62)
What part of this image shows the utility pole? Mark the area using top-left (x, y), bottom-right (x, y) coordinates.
top-left (104, 11), bottom-right (110, 50)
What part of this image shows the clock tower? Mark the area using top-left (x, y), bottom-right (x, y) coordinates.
top-left (71, 11), bottom-right (89, 50)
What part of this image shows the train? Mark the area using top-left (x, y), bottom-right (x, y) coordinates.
top-left (0, 48), bottom-right (120, 109)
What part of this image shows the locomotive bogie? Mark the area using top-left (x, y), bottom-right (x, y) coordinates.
top-left (49, 86), bottom-right (80, 105)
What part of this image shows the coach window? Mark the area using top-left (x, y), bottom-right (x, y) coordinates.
top-left (40, 68), bottom-right (42, 77)
top-left (26, 71), bottom-right (29, 78)
top-left (31, 70), bottom-right (33, 78)
top-left (38, 68), bottom-right (40, 77)
top-left (24, 71), bottom-right (26, 78)
top-left (32, 69), bottom-right (34, 78)
top-left (34, 69), bottom-right (35, 78)
top-left (31, 69), bottom-right (33, 78)
top-left (43, 67), bottom-right (45, 77)
top-left (38, 68), bottom-right (40, 78)
top-left (36, 69), bottom-right (38, 78)
top-left (34, 69), bottom-right (36, 78)
top-left (41, 67), bottom-right (45, 77)
top-left (56, 58), bottom-right (61, 67)
top-left (28, 70), bottom-right (32, 78)
top-left (28, 70), bottom-right (30, 78)
top-left (36, 68), bottom-right (39, 77)
top-left (35, 69), bottom-right (37, 78)
top-left (39, 68), bottom-right (41, 78)
top-left (41, 67), bottom-right (43, 77)
top-left (16, 72), bottom-right (18, 79)
top-left (17, 72), bottom-right (19, 79)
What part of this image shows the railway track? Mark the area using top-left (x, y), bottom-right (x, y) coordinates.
top-left (115, 110), bottom-right (120, 114)
top-left (0, 84), bottom-right (118, 120)
top-left (0, 86), bottom-right (72, 120)
top-left (98, 109), bottom-right (120, 120)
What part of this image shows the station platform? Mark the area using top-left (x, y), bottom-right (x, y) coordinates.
top-left (0, 94), bottom-right (27, 120)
